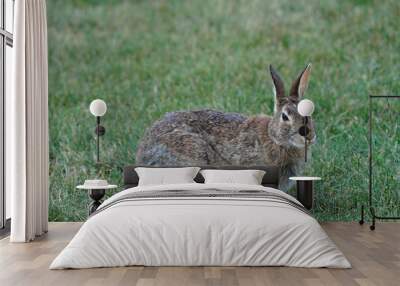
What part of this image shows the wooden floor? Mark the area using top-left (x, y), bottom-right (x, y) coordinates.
top-left (0, 222), bottom-right (399, 286)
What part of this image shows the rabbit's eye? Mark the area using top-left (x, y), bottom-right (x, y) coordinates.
top-left (282, 113), bottom-right (289, 121)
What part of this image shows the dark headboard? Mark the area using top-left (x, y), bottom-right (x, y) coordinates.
top-left (123, 165), bottom-right (280, 189)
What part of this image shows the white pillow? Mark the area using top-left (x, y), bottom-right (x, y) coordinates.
top-left (200, 169), bottom-right (266, 185)
top-left (135, 167), bottom-right (200, 186)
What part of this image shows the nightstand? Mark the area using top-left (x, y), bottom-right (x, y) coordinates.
top-left (77, 182), bottom-right (117, 215)
top-left (289, 177), bottom-right (321, 210)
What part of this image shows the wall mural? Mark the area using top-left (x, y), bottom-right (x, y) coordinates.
top-left (47, 0), bottom-right (399, 221)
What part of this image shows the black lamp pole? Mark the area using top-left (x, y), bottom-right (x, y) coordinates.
top-left (304, 116), bottom-right (308, 163)
top-left (95, 116), bottom-right (105, 164)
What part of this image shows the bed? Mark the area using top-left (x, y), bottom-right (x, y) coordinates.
top-left (50, 166), bottom-right (350, 269)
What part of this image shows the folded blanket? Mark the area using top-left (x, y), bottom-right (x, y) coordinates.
top-left (93, 188), bottom-right (310, 217)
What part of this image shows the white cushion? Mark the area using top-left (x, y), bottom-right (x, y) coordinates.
top-left (200, 169), bottom-right (265, 185)
top-left (135, 167), bottom-right (200, 186)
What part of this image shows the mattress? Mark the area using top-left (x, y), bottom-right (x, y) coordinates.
top-left (50, 183), bottom-right (350, 269)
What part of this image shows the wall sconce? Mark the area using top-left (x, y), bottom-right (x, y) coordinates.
top-left (297, 99), bottom-right (315, 162)
top-left (89, 99), bottom-right (107, 163)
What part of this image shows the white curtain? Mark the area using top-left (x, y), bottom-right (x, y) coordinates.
top-left (9, 0), bottom-right (49, 242)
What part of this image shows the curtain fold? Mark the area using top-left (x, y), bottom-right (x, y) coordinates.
top-left (10, 0), bottom-right (49, 242)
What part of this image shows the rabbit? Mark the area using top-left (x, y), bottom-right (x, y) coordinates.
top-left (136, 64), bottom-right (316, 192)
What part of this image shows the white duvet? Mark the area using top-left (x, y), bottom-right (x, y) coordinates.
top-left (50, 183), bottom-right (350, 269)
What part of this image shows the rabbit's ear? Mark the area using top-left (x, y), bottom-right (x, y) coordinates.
top-left (290, 63), bottom-right (312, 100)
top-left (269, 65), bottom-right (286, 111)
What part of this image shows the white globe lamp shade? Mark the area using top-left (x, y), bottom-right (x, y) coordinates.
top-left (297, 99), bottom-right (315, 117)
top-left (89, 99), bottom-right (107, 117)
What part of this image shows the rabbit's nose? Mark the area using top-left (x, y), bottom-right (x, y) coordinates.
top-left (298, 126), bottom-right (310, 137)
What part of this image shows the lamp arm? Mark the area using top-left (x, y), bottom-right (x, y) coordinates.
top-left (304, 116), bottom-right (308, 163)
top-left (96, 116), bottom-right (100, 163)
top-left (94, 116), bottom-right (106, 164)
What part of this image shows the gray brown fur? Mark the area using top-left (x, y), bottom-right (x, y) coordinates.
top-left (136, 64), bottom-right (315, 191)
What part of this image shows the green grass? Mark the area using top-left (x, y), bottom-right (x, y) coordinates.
top-left (47, 0), bottom-right (400, 221)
